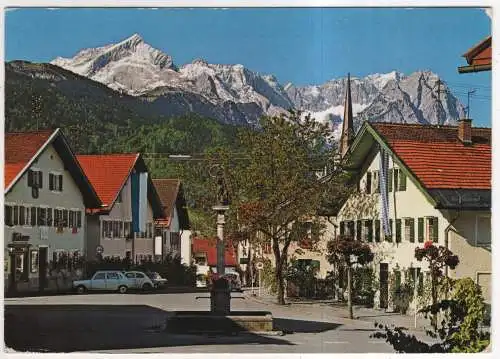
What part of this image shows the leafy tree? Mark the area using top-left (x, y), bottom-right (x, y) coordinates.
top-left (326, 235), bottom-right (374, 319)
top-left (414, 241), bottom-right (459, 327)
top-left (225, 111), bottom-right (346, 305)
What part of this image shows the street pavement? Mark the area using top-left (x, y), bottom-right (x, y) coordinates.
top-left (4, 290), bottom-right (437, 353)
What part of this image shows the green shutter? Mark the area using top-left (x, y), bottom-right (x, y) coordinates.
top-left (356, 220), bottom-right (362, 241)
top-left (394, 169), bottom-right (399, 192)
top-left (409, 218), bottom-right (415, 242)
top-left (374, 220), bottom-right (381, 242)
top-left (386, 219), bottom-right (393, 242)
top-left (418, 217), bottom-right (424, 243)
top-left (399, 171), bottom-right (407, 191)
top-left (396, 219), bottom-right (402, 243)
top-left (340, 221), bottom-right (345, 236)
top-left (432, 217), bottom-right (439, 242)
top-left (374, 171), bottom-right (380, 193)
top-left (367, 220), bottom-right (373, 242)
top-left (366, 172), bottom-right (372, 194)
top-left (388, 168), bottom-right (393, 192)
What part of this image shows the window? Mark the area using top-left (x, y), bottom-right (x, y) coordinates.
top-left (426, 217), bottom-right (438, 242)
top-left (394, 270), bottom-right (401, 291)
top-left (374, 220), bottom-right (381, 242)
top-left (147, 223), bottom-right (153, 238)
top-left (77, 211), bottom-right (82, 228)
top-left (409, 268), bottom-right (423, 295)
top-left (405, 218), bottom-right (415, 242)
top-left (476, 216), bottom-right (491, 246)
top-left (113, 221), bottom-right (120, 238)
top-left (49, 173), bottom-right (63, 192)
top-left (13, 206), bottom-right (19, 226)
top-left (365, 172), bottom-right (372, 194)
top-left (30, 250), bottom-right (39, 273)
top-left (5, 205), bottom-right (13, 226)
top-left (69, 211), bottom-right (74, 228)
top-left (94, 272), bottom-right (106, 280)
top-left (125, 273), bottom-right (135, 279)
top-left (116, 191), bottom-right (122, 203)
top-left (28, 169), bottom-right (43, 189)
top-left (47, 208), bottom-right (53, 227)
top-left (364, 220), bottom-right (373, 242)
top-left (339, 221), bottom-right (345, 236)
top-left (395, 219), bottom-right (402, 243)
top-left (396, 169), bottom-right (407, 191)
top-left (347, 221), bottom-right (355, 238)
top-left (386, 219), bottom-right (393, 242)
top-left (106, 272), bottom-right (120, 280)
top-left (136, 272), bottom-right (145, 278)
top-left (124, 222), bottom-right (131, 238)
top-left (37, 207), bottom-right (47, 226)
top-left (63, 210), bottom-right (69, 227)
top-left (170, 232), bottom-right (181, 252)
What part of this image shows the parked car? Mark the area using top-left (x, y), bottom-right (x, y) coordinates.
top-left (73, 270), bottom-right (132, 294)
top-left (196, 273), bottom-right (208, 288)
top-left (145, 272), bottom-right (168, 288)
top-left (123, 271), bottom-right (155, 291)
top-left (223, 272), bottom-right (242, 292)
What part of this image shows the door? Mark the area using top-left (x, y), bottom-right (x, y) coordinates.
top-left (134, 272), bottom-right (147, 288)
top-left (105, 272), bottom-right (122, 290)
top-left (38, 247), bottom-right (48, 290)
top-left (379, 263), bottom-right (389, 309)
top-left (125, 272), bottom-right (138, 288)
top-left (91, 272), bottom-right (107, 290)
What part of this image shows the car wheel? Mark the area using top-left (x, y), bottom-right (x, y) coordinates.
top-left (142, 283), bottom-right (152, 291)
top-left (76, 285), bottom-right (86, 294)
top-left (118, 285), bottom-right (128, 294)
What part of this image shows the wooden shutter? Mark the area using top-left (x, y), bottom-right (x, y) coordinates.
top-left (432, 217), bottom-right (439, 242)
top-left (28, 170), bottom-right (34, 187)
top-left (59, 175), bottom-right (63, 191)
top-left (374, 220), bottom-right (381, 242)
top-left (47, 208), bottom-right (53, 226)
top-left (394, 169), bottom-right (399, 192)
top-left (13, 206), bottom-right (19, 226)
top-left (77, 211), bottom-right (82, 228)
top-left (374, 171), bottom-right (380, 193)
top-left (396, 219), bottom-right (402, 242)
top-left (339, 221), bottom-right (345, 236)
top-left (31, 207), bottom-right (37, 226)
top-left (38, 171), bottom-right (43, 188)
top-left (366, 172), bottom-right (372, 194)
top-left (19, 206), bottom-right (25, 225)
top-left (409, 218), bottom-right (415, 242)
top-left (69, 211), bottom-right (74, 228)
top-left (399, 171), bottom-right (407, 191)
top-left (5, 205), bottom-right (12, 226)
top-left (366, 220), bottom-right (373, 242)
top-left (356, 220), bottom-right (362, 241)
top-left (49, 173), bottom-right (54, 190)
top-left (63, 210), bottom-right (69, 227)
top-left (386, 219), bottom-right (393, 242)
top-left (388, 168), bottom-right (393, 192)
top-left (418, 218), bottom-right (424, 242)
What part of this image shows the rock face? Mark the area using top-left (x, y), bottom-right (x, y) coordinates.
top-left (51, 33), bottom-right (465, 132)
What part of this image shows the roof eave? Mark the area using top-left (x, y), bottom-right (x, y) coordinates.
top-left (458, 64), bottom-right (492, 73)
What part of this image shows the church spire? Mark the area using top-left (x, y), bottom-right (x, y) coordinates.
top-left (340, 73), bottom-right (354, 158)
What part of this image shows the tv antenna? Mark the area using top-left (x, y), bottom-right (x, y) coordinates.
top-left (466, 89), bottom-right (476, 118)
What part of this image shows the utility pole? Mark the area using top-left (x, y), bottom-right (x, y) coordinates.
top-left (466, 89), bottom-right (476, 118)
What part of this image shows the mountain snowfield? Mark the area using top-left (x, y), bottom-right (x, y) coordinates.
top-left (51, 33), bottom-right (465, 134)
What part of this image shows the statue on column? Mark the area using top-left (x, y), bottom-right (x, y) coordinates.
top-left (216, 172), bottom-right (230, 206)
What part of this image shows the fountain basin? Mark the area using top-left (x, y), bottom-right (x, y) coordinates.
top-left (165, 311), bottom-right (273, 334)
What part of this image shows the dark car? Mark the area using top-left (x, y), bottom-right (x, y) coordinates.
top-left (146, 272), bottom-right (168, 288)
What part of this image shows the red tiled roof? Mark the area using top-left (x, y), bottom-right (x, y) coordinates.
top-left (371, 123), bottom-right (491, 190)
top-left (4, 130), bottom-right (55, 188)
top-left (152, 179), bottom-right (180, 227)
top-left (76, 154), bottom-right (138, 208)
top-left (192, 238), bottom-right (237, 267)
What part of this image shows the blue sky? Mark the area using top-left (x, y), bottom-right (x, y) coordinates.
top-left (5, 7), bottom-right (492, 126)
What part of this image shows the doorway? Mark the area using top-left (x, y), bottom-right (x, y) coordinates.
top-left (38, 247), bottom-right (48, 291)
top-left (379, 263), bottom-right (389, 309)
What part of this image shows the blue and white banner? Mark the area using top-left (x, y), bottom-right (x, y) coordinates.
top-left (131, 172), bottom-right (148, 233)
top-left (139, 172), bottom-right (148, 232)
top-left (379, 149), bottom-right (391, 237)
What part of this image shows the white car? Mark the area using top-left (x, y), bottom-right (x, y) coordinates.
top-left (123, 271), bottom-right (155, 291)
top-left (73, 270), bottom-right (133, 294)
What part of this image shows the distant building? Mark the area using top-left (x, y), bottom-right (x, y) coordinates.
top-left (151, 179), bottom-right (190, 262)
top-left (77, 153), bottom-right (163, 262)
top-left (458, 35), bottom-right (492, 73)
top-left (334, 120), bottom-right (491, 308)
top-left (4, 129), bottom-right (101, 292)
top-left (192, 237), bottom-right (237, 274)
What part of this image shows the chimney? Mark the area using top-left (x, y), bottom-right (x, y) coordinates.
top-left (458, 118), bottom-right (472, 144)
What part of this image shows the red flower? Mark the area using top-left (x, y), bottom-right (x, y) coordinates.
top-left (424, 240), bottom-right (433, 249)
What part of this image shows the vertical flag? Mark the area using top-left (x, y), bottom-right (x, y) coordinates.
top-left (139, 172), bottom-right (148, 233)
top-left (379, 149), bottom-right (391, 237)
top-left (131, 172), bottom-right (140, 233)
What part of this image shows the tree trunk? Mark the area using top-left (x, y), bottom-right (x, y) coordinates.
top-left (276, 262), bottom-right (286, 305)
top-left (347, 265), bottom-right (353, 319)
top-left (431, 269), bottom-right (438, 329)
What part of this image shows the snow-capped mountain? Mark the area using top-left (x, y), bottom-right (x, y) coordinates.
top-left (51, 33), bottom-right (465, 131)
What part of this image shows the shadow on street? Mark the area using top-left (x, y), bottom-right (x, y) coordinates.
top-left (5, 304), bottom-right (295, 352)
top-left (273, 318), bottom-right (342, 333)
